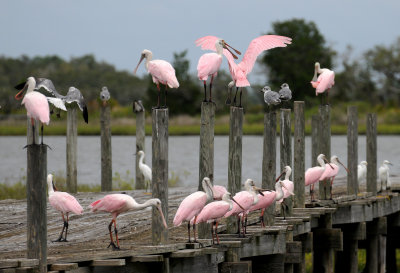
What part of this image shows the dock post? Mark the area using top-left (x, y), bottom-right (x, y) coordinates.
top-left (366, 113), bottom-right (377, 194)
top-left (100, 102), bottom-right (112, 191)
top-left (262, 108), bottom-right (276, 226)
top-left (364, 217), bottom-right (387, 273)
top-left (347, 106), bottom-right (358, 195)
top-left (198, 102), bottom-right (215, 239)
top-left (318, 105), bottom-right (331, 200)
top-left (135, 103), bottom-right (146, 190)
top-left (293, 101), bottom-right (305, 208)
top-left (311, 115), bottom-right (319, 167)
top-left (152, 108), bottom-right (169, 244)
top-left (67, 107), bottom-right (78, 193)
top-left (27, 145), bottom-right (47, 273)
top-left (227, 106), bottom-right (243, 233)
top-left (27, 118), bottom-right (39, 145)
top-left (280, 109), bottom-right (292, 216)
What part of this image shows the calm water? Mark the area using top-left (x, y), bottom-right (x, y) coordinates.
top-left (0, 135), bottom-right (399, 187)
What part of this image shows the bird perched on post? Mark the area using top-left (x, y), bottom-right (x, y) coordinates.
top-left (133, 49), bottom-right (179, 109)
top-left (357, 161), bottom-right (368, 184)
top-left (311, 62), bottom-right (335, 105)
top-left (278, 83), bottom-right (292, 101)
top-left (100, 86), bottom-right (110, 106)
top-left (260, 86), bottom-right (281, 106)
top-left (379, 160), bottom-right (393, 191)
top-left (133, 100), bottom-right (145, 113)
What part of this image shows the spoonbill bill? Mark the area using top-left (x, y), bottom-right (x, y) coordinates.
top-left (195, 37), bottom-right (240, 102)
top-left (199, 35), bottom-right (291, 107)
top-left (357, 161), bottom-right (368, 184)
top-left (305, 154), bottom-right (333, 202)
top-left (14, 77), bottom-right (50, 145)
top-left (379, 160), bottom-right (393, 191)
top-left (133, 49), bottom-right (179, 109)
top-left (311, 62), bottom-right (335, 104)
top-left (173, 177), bottom-right (213, 243)
top-left (137, 150), bottom-right (152, 194)
top-left (47, 174), bottom-right (83, 242)
top-left (89, 194), bottom-right (167, 250)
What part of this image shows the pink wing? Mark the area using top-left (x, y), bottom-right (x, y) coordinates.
top-left (197, 53), bottom-right (222, 81)
top-left (195, 200), bottom-right (230, 224)
top-left (173, 191), bottom-right (207, 226)
top-left (148, 60), bottom-right (179, 88)
top-left (49, 192), bottom-right (83, 214)
top-left (22, 91), bottom-right (50, 124)
top-left (319, 163), bottom-right (339, 180)
top-left (224, 191), bottom-right (253, 217)
top-left (239, 35), bottom-right (292, 75)
top-left (305, 167), bottom-right (325, 186)
top-left (195, 36), bottom-right (221, 51)
top-left (89, 194), bottom-right (128, 214)
top-left (249, 191), bottom-right (276, 211)
top-left (315, 70), bottom-right (335, 94)
top-left (212, 185), bottom-right (228, 200)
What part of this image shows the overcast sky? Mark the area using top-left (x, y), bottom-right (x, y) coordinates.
top-left (2, 0), bottom-right (399, 83)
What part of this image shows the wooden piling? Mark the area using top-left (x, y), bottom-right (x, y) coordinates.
top-left (318, 105), bottom-right (331, 200)
top-left (367, 113), bottom-right (377, 194)
top-left (313, 213), bottom-right (336, 273)
top-left (66, 107), bottom-right (78, 193)
top-left (100, 103), bottom-right (112, 191)
top-left (152, 108), bottom-right (169, 244)
top-left (280, 109), bottom-right (292, 216)
top-left (262, 109), bottom-right (276, 226)
top-left (135, 108), bottom-right (146, 190)
top-left (27, 118), bottom-right (39, 145)
top-left (198, 102), bottom-right (215, 239)
top-left (26, 145), bottom-right (47, 273)
top-left (347, 106), bottom-right (358, 195)
top-left (227, 106), bottom-right (243, 233)
top-left (311, 115), bottom-right (319, 167)
top-left (293, 102), bottom-right (305, 208)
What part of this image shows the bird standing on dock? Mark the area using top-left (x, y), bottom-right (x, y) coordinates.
top-left (311, 62), bottom-right (335, 104)
top-left (247, 189), bottom-right (276, 228)
top-left (133, 49), bottom-right (179, 109)
top-left (194, 192), bottom-right (244, 244)
top-left (305, 154), bottom-right (332, 202)
top-left (14, 77), bottom-right (50, 145)
top-left (137, 150), bottom-right (152, 194)
top-left (173, 177), bottom-right (214, 243)
top-left (319, 155), bottom-right (349, 199)
top-left (357, 161), bottom-right (368, 184)
top-left (276, 166), bottom-right (295, 219)
top-left (47, 174), bottom-right (83, 242)
top-left (212, 184), bottom-right (228, 200)
top-left (196, 35), bottom-right (291, 108)
top-left (260, 86), bottom-right (281, 106)
top-left (195, 37), bottom-right (240, 102)
top-left (89, 194), bottom-right (167, 250)
top-left (379, 160), bottom-right (393, 191)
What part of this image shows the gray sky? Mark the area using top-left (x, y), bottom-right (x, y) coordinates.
top-left (1, 0), bottom-right (399, 83)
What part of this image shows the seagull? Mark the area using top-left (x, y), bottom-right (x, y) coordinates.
top-left (278, 83), bottom-right (292, 101)
top-left (133, 100), bottom-right (145, 113)
top-left (379, 160), bottom-right (393, 191)
top-left (100, 86), bottom-right (110, 106)
top-left (260, 86), bottom-right (281, 106)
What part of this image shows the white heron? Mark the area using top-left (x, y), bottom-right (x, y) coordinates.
top-left (357, 161), bottom-right (368, 184)
top-left (379, 160), bottom-right (393, 191)
top-left (137, 150), bottom-right (152, 193)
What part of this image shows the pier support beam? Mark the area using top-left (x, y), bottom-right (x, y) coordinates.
top-left (198, 102), bottom-right (215, 239)
top-left (135, 104), bottom-right (146, 190)
top-left (318, 105), bottom-right (331, 200)
top-left (101, 103), bottom-right (112, 191)
top-left (67, 107), bottom-right (78, 193)
top-left (152, 108), bottom-right (169, 244)
top-left (347, 106), bottom-right (358, 195)
top-left (294, 101), bottom-right (305, 208)
top-left (262, 109), bottom-right (277, 226)
top-left (363, 217), bottom-right (387, 273)
top-left (280, 109), bottom-right (292, 216)
top-left (251, 255), bottom-right (285, 273)
top-left (227, 106), bottom-right (243, 233)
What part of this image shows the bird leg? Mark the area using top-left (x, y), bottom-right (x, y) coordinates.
top-left (107, 220), bottom-right (120, 250)
top-left (203, 81), bottom-right (207, 102)
top-left (41, 125), bottom-right (44, 145)
top-left (187, 222), bottom-right (191, 243)
top-left (282, 202), bottom-right (287, 220)
top-left (211, 221), bottom-right (215, 245)
top-left (310, 184), bottom-right (315, 202)
top-left (113, 219), bottom-right (120, 249)
top-left (52, 212), bottom-right (67, 242)
top-left (260, 209), bottom-right (265, 228)
top-left (232, 87), bottom-right (239, 106)
top-left (163, 85), bottom-right (168, 108)
top-left (329, 176), bottom-right (335, 200)
top-left (62, 213), bottom-right (69, 242)
top-left (215, 221), bottom-right (220, 244)
top-left (236, 216), bottom-right (241, 234)
top-left (238, 88), bottom-right (243, 108)
top-left (244, 214), bottom-right (248, 234)
top-left (209, 75), bottom-right (214, 102)
top-left (156, 84), bottom-right (161, 109)
top-left (225, 86), bottom-right (232, 105)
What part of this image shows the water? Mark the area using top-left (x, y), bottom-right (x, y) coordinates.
top-left (0, 135), bottom-right (399, 187)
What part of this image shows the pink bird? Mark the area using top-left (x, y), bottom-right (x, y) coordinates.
top-left (196, 35), bottom-right (292, 107)
top-left (277, 166), bottom-right (295, 202)
top-left (133, 49), bottom-right (179, 109)
top-left (212, 184), bottom-right (228, 200)
top-left (193, 192), bottom-right (244, 244)
top-left (310, 62), bottom-right (335, 104)
top-left (305, 154), bottom-right (332, 202)
top-left (89, 193), bottom-right (167, 250)
top-left (196, 37), bottom-right (240, 102)
top-left (173, 177), bottom-right (214, 243)
top-left (248, 190), bottom-right (276, 228)
top-left (319, 155), bottom-right (349, 199)
top-left (47, 174), bottom-right (83, 242)
top-left (15, 76), bottom-right (50, 145)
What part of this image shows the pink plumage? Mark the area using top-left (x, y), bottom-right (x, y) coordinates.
top-left (313, 70), bottom-right (335, 95)
top-left (223, 190), bottom-right (254, 218)
top-left (173, 191), bottom-right (207, 226)
top-left (49, 192), bottom-right (83, 215)
top-left (319, 162), bottom-right (339, 181)
top-left (22, 92), bottom-right (50, 125)
top-left (277, 180), bottom-right (294, 203)
top-left (194, 200), bottom-right (231, 224)
top-left (212, 185), bottom-right (228, 200)
top-left (248, 191), bottom-right (276, 212)
top-left (305, 166), bottom-right (325, 186)
top-left (197, 53), bottom-right (222, 81)
top-left (89, 194), bottom-right (131, 218)
top-left (147, 60), bottom-right (179, 89)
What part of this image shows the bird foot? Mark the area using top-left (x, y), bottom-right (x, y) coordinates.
top-left (225, 98), bottom-right (231, 105)
top-left (40, 143), bottom-right (52, 150)
top-left (52, 237), bottom-right (65, 243)
top-left (107, 242), bottom-right (120, 250)
top-left (193, 240), bottom-right (204, 248)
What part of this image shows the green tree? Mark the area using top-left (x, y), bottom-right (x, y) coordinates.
top-left (260, 18), bottom-right (336, 101)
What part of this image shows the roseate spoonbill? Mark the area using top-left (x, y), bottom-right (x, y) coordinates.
top-left (248, 189), bottom-right (276, 228)
top-left (14, 77), bottom-right (50, 145)
top-left (100, 86), bottom-right (110, 106)
top-left (47, 174), bottom-right (83, 242)
top-left (133, 100), bottom-right (145, 113)
top-left (319, 155), bottom-right (349, 199)
top-left (276, 166), bottom-right (295, 219)
top-left (260, 86), bottom-right (281, 106)
top-left (224, 179), bottom-right (263, 237)
top-left (357, 161), bottom-right (368, 184)
top-left (46, 86), bottom-right (89, 123)
top-left (173, 177), bottom-right (214, 243)
top-left (222, 35), bottom-right (292, 107)
top-left (195, 37), bottom-right (240, 102)
top-left (193, 192), bottom-right (244, 244)
top-left (379, 160), bottom-right (393, 191)
top-left (278, 83), bottom-right (292, 101)
top-left (212, 184), bottom-right (228, 200)
top-left (310, 62), bottom-right (335, 104)
top-left (89, 194), bottom-right (167, 250)
top-left (137, 150), bottom-right (152, 194)
top-left (133, 49), bottom-right (179, 109)
top-left (305, 154), bottom-right (332, 202)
